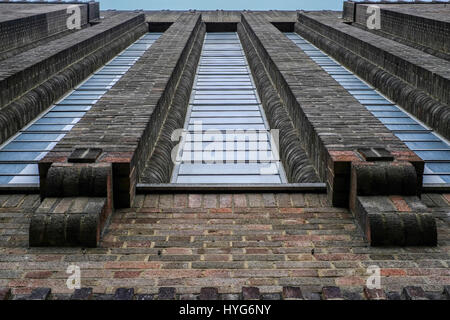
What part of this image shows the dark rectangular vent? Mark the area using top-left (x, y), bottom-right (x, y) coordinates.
top-left (68, 148), bottom-right (103, 163)
top-left (148, 22), bottom-right (173, 32)
top-left (357, 148), bottom-right (394, 162)
top-left (205, 23), bottom-right (238, 32)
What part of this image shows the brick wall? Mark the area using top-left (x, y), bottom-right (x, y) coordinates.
top-left (0, 192), bottom-right (449, 298)
top-left (0, 13), bottom-right (146, 146)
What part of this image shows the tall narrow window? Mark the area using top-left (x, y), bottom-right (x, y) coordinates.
top-left (286, 32), bottom-right (450, 185)
top-left (171, 32), bottom-right (287, 184)
top-left (0, 33), bottom-right (162, 185)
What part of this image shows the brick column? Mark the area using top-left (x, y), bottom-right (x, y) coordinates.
top-left (32, 13), bottom-right (203, 247)
top-left (241, 13), bottom-right (435, 246)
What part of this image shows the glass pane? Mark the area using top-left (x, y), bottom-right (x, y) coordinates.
top-left (415, 151), bottom-right (450, 161)
top-left (0, 163), bottom-right (38, 175)
top-left (385, 124), bottom-right (428, 131)
top-left (59, 100), bottom-right (97, 105)
top-left (35, 118), bottom-right (80, 125)
top-left (46, 112), bottom-right (86, 118)
top-left (14, 133), bottom-right (65, 141)
top-left (379, 118), bottom-right (417, 124)
top-left (25, 124), bottom-right (74, 132)
top-left (0, 152), bottom-right (46, 161)
top-left (52, 106), bottom-right (91, 112)
top-left (3, 142), bottom-right (56, 151)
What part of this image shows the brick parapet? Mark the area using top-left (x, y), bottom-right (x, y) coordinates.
top-left (0, 17), bottom-right (147, 146)
top-left (241, 13), bottom-right (419, 207)
top-left (299, 10), bottom-right (450, 105)
top-left (237, 20), bottom-right (320, 183)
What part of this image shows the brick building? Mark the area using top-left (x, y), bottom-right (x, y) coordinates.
top-left (0, 1), bottom-right (448, 300)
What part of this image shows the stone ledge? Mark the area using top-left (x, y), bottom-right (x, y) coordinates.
top-left (0, 3), bottom-right (89, 54)
top-left (40, 162), bottom-right (112, 198)
top-left (29, 197), bottom-right (108, 247)
top-left (355, 195), bottom-right (437, 246)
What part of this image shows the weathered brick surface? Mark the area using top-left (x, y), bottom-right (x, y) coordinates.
top-left (0, 287), bottom-right (11, 300)
top-left (144, 10), bottom-right (297, 24)
top-left (158, 287), bottom-right (176, 300)
top-left (298, 11), bottom-right (450, 107)
top-left (322, 286), bottom-right (343, 300)
top-left (0, 12), bottom-right (144, 108)
top-left (140, 17), bottom-right (205, 184)
top-left (0, 192), bottom-right (447, 298)
top-left (353, 3), bottom-right (450, 55)
top-left (114, 287), bottom-right (134, 300)
top-left (0, 12), bottom-right (147, 146)
top-left (402, 286), bottom-right (427, 300)
top-left (296, 11), bottom-right (450, 140)
top-left (348, 161), bottom-right (437, 246)
top-left (199, 287), bottom-right (219, 300)
top-left (0, 3), bottom-right (89, 54)
top-left (238, 20), bottom-right (320, 183)
top-left (242, 287), bottom-right (260, 300)
top-left (282, 286), bottom-right (303, 299)
top-left (363, 286), bottom-right (386, 300)
top-left (0, 5), bottom-right (448, 299)
top-left (42, 13), bottom-right (202, 209)
top-left (28, 287), bottom-right (51, 300)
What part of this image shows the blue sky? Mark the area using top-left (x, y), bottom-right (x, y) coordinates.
top-left (97, 0), bottom-right (345, 11)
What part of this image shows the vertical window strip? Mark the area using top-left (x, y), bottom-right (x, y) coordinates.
top-left (171, 32), bottom-right (287, 184)
top-left (286, 32), bottom-right (450, 185)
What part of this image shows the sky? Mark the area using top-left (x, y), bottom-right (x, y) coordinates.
top-left (96, 0), bottom-right (345, 11)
